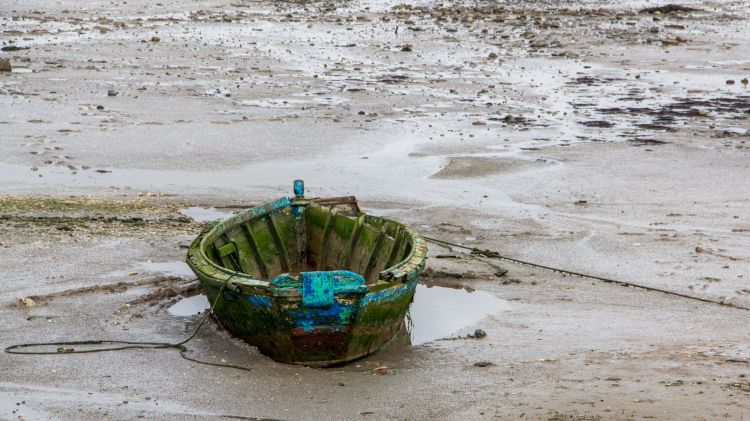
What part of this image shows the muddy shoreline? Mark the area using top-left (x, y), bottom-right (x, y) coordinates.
top-left (2, 0), bottom-right (750, 419)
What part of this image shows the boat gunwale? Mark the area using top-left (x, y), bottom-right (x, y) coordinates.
top-left (189, 196), bottom-right (427, 294)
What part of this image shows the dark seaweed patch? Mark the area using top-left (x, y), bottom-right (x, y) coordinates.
top-left (580, 120), bottom-right (615, 128)
top-left (639, 4), bottom-right (702, 14)
top-left (595, 96), bottom-right (750, 129)
top-left (629, 138), bottom-right (669, 146)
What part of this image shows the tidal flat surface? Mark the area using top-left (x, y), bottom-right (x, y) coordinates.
top-left (1, 0), bottom-right (749, 419)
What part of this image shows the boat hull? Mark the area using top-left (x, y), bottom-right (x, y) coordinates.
top-left (195, 270), bottom-right (418, 366)
top-left (185, 190), bottom-right (427, 366)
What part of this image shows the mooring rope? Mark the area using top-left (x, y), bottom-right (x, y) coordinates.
top-left (424, 236), bottom-right (750, 312)
top-left (5, 275), bottom-right (253, 371)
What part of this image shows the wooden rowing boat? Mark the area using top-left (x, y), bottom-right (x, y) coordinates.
top-left (186, 181), bottom-right (427, 366)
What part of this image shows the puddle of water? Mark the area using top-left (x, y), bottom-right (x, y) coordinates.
top-left (104, 260), bottom-right (194, 279)
top-left (168, 294), bottom-right (210, 316)
top-left (137, 261), bottom-right (194, 278)
top-left (408, 284), bottom-right (508, 345)
top-left (179, 206), bottom-right (231, 222)
top-left (167, 285), bottom-right (509, 345)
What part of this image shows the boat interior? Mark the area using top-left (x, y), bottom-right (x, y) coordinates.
top-left (203, 203), bottom-right (416, 285)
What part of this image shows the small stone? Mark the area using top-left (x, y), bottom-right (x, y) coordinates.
top-left (726, 79), bottom-right (735, 85)
top-left (661, 37), bottom-right (687, 46)
top-left (107, 89), bottom-right (118, 97)
top-left (487, 52), bottom-right (498, 60)
top-left (473, 328), bottom-right (487, 339)
top-left (371, 366), bottom-right (391, 375)
top-left (400, 44), bottom-right (412, 52)
top-left (741, 78), bottom-right (749, 85)
top-left (96, 105), bottom-right (104, 110)
top-left (474, 361), bottom-right (494, 367)
top-left (150, 36), bottom-right (160, 42)
top-left (0, 59), bottom-right (11, 72)
top-left (19, 297), bottom-right (35, 307)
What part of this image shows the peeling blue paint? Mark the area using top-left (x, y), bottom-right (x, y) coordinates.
top-left (246, 295), bottom-right (272, 309)
top-left (360, 279), bottom-right (418, 307)
top-left (302, 271), bottom-right (367, 307)
top-left (290, 300), bottom-right (358, 331)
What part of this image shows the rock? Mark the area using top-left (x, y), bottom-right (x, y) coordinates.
top-left (640, 4), bottom-right (701, 14)
top-left (150, 36), bottom-right (160, 42)
top-left (487, 52), bottom-right (498, 60)
top-left (464, 328), bottom-right (489, 339)
top-left (19, 297), bottom-right (35, 307)
top-left (474, 361), bottom-right (494, 367)
top-left (0, 59), bottom-right (11, 72)
top-left (371, 365), bottom-right (391, 375)
top-left (727, 80), bottom-right (735, 85)
top-left (661, 37), bottom-right (688, 46)
top-left (401, 44), bottom-right (412, 52)
top-left (1, 46), bottom-right (29, 52)
top-left (107, 89), bottom-right (118, 97)
top-left (742, 78), bottom-right (749, 86)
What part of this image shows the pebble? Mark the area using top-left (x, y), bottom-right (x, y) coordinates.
top-left (107, 89), bottom-right (118, 96)
top-left (19, 297), bottom-right (35, 307)
top-left (0, 59), bottom-right (11, 72)
top-left (473, 328), bottom-right (487, 338)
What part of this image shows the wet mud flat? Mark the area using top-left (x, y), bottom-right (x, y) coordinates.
top-left (2, 0), bottom-right (750, 419)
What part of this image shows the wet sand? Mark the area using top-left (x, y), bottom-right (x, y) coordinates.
top-left (1, 0), bottom-right (749, 419)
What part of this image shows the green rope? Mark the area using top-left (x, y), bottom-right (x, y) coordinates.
top-left (425, 236), bottom-right (750, 312)
top-left (5, 275), bottom-right (253, 372)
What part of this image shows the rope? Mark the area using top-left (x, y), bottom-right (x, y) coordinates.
top-left (5, 275), bottom-right (253, 372)
top-left (424, 236), bottom-right (750, 312)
